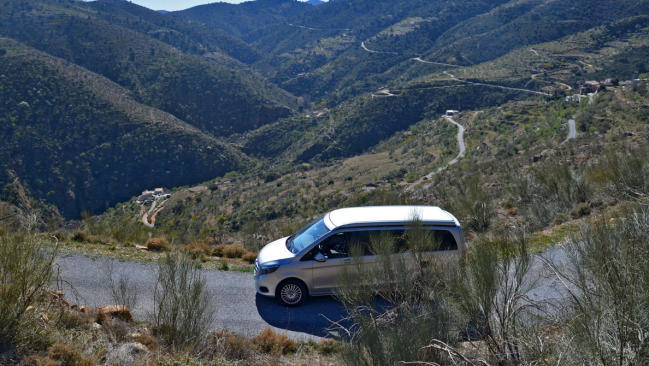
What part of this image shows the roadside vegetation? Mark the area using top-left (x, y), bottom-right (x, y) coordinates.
top-left (0, 215), bottom-right (340, 365)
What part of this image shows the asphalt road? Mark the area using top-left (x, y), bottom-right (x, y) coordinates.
top-left (55, 245), bottom-right (572, 340)
top-left (54, 255), bottom-right (346, 340)
top-left (562, 116), bottom-right (577, 144)
top-left (424, 115), bottom-right (466, 179)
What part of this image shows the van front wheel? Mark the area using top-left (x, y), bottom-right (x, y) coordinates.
top-left (276, 279), bottom-right (307, 306)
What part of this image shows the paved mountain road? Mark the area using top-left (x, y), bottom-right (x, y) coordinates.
top-left (562, 116), bottom-right (577, 144)
top-left (56, 244), bottom-right (572, 340)
top-left (54, 255), bottom-right (343, 340)
top-left (424, 115), bottom-right (466, 179)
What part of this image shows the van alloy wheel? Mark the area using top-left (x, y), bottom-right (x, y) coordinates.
top-left (277, 280), bottom-right (306, 306)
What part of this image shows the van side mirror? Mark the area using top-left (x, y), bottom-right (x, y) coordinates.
top-left (314, 252), bottom-right (327, 262)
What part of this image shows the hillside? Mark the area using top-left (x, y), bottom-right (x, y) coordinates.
top-left (0, 0), bottom-right (295, 136)
top-left (90, 80), bottom-right (649, 247)
top-left (1, 0), bottom-right (648, 221)
top-left (240, 15), bottom-right (649, 163)
top-left (223, 0), bottom-right (649, 104)
top-left (0, 38), bottom-right (250, 218)
top-left (174, 0), bottom-right (314, 40)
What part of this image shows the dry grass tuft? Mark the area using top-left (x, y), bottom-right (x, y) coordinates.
top-left (23, 355), bottom-right (60, 366)
top-left (203, 331), bottom-right (254, 361)
top-left (241, 251), bottom-right (258, 264)
top-left (146, 237), bottom-right (171, 252)
top-left (182, 241), bottom-right (211, 259)
top-left (252, 328), bottom-right (296, 355)
top-left (222, 244), bottom-right (246, 259)
top-left (211, 244), bottom-right (225, 257)
top-left (47, 343), bottom-right (94, 366)
top-left (317, 338), bottom-right (340, 355)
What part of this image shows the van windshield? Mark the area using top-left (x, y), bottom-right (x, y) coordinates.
top-left (287, 217), bottom-right (330, 254)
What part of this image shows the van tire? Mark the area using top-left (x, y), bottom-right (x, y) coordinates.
top-left (276, 279), bottom-right (307, 306)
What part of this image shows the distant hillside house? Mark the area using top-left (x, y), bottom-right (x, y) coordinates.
top-left (136, 187), bottom-right (167, 203)
top-left (446, 110), bottom-right (459, 116)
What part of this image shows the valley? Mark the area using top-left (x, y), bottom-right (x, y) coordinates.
top-left (1, 0), bottom-right (649, 364)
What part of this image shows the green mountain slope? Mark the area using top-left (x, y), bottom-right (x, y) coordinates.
top-left (0, 38), bottom-right (250, 218)
top-left (0, 0), bottom-right (295, 136)
top-left (174, 0), bottom-right (313, 40)
top-left (84, 0), bottom-right (263, 64)
top-left (251, 0), bottom-right (649, 103)
top-left (243, 15), bottom-right (649, 163)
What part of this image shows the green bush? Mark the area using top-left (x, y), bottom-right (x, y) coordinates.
top-left (0, 231), bottom-right (56, 353)
top-left (557, 207), bottom-right (649, 365)
top-left (451, 232), bottom-right (537, 365)
top-left (336, 220), bottom-right (457, 365)
top-left (152, 253), bottom-right (214, 347)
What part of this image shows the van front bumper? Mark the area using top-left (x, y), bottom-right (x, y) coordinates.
top-left (254, 261), bottom-right (279, 297)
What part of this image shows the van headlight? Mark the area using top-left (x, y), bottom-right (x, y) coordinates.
top-left (258, 264), bottom-right (280, 276)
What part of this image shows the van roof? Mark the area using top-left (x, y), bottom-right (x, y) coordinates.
top-left (324, 205), bottom-right (459, 229)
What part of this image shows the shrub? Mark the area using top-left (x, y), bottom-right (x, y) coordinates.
top-left (317, 338), bottom-right (340, 355)
top-left (241, 251), bottom-right (257, 264)
top-left (71, 230), bottom-right (88, 243)
top-left (0, 232), bottom-right (56, 352)
top-left (47, 344), bottom-right (94, 366)
top-left (152, 253), bottom-right (214, 347)
top-left (446, 175), bottom-right (494, 233)
top-left (103, 261), bottom-right (138, 310)
top-left (203, 331), bottom-right (253, 361)
top-left (336, 221), bottom-right (457, 366)
top-left (57, 310), bottom-right (93, 330)
top-left (451, 231), bottom-right (537, 365)
top-left (211, 244), bottom-right (225, 257)
top-left (23, 356), bottom-right (59, 366)
top-left (222, 244), bottom-right (246, 259)
top-left (146, 237), bottom-right (171, 252)
top-left (252, 328), bottom-right (296, 355)
top-left (554, 207), bottom-right (649, 365)
top-left (182, 241), bottom-right (211, 259)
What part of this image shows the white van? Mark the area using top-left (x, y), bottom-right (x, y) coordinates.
top-left (254, 206), bottom-right (465, 306)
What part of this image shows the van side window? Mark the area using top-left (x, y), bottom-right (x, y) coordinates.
top-left (402, 229), bottom-right (457, 251)
top-left (368, 229), bottom-right (458, 252)
top-left (346, 231), bottom-right (374, 256)
top-left (319, 233), bottom-right (349, 259)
